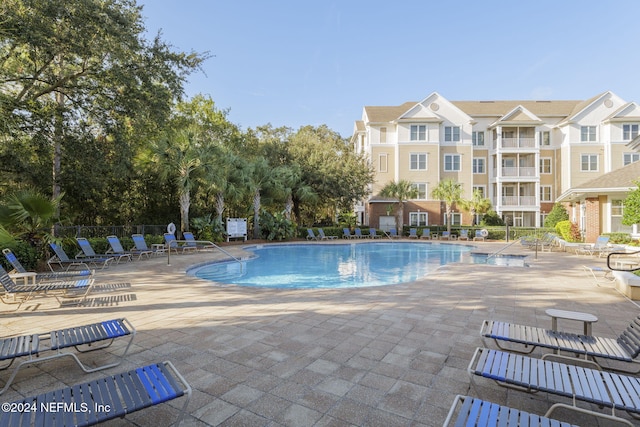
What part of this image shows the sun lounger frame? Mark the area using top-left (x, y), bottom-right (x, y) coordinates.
top-left (0, 360), bottom-right (190, 427)
top-left (0, 318), bottom-right (135, 395)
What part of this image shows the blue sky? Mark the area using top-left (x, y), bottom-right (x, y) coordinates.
top-left (140, 1), bottom-right (640, 137)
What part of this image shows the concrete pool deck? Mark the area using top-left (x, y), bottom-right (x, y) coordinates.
top-left (2, 240), bottom-right (638, 426)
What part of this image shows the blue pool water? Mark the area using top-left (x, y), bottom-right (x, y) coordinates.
top-left (189, 242), bottom-right (485, 289)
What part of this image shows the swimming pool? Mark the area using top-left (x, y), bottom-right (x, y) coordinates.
top-left (189, 242), bottom-right (477, 289)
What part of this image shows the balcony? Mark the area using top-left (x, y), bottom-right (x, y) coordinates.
top-left (498, 196), bottom-right (537, 207)
top-left (496, 166), bottom-right (536, 177)
top-left (493, 137), bottom-right (536, 150)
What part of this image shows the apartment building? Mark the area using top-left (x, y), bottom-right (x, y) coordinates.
top-left (352, 91), bottom-right (640, 236)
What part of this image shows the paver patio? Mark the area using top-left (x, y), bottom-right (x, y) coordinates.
top-left (1, 240), bottom-right (638, 426)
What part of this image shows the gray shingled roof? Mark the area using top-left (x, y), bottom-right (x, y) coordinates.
top-left (572, 160), bottom-right (640, 190)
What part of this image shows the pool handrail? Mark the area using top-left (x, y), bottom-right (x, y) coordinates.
top-left (484, 238), bottom-right (523, 262)
top-left (166, 238), bottom-right (243, 271)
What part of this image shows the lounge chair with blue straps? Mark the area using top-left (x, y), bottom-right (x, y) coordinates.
top-left (77, 237), bottom-right (131, 264)
top-left (480, 315), bottom-right (640, 372)
top-left (369, 228), bottom-right (381, 239)
top-left (469, 347), bottom-right (640, 426)
top-left (131, 234), bottom-right (165, 256)
top-left (306, 229), bottom-right (319, 241)
top-left (385, 228), bottom-right (401, 239)
top-left (317, 229), bottom-right (337, 240)
top-left (183, 231), bottom-right (216, 251)
top-left (3, 360), bottom-right (190, 426)
top-left (0, 318), bottom-right (135, 395)
top-left (3, 248), bottom-right (93, 284)
top-left (48, 243), bottom-right (110, 271)
top-left (444, 394), bottom-right (578, 427)
top-left (354, 228), bottom-right (365, 239)
top-left (0, 264), bottom-right (94, 310)
top-left (164, 233), bottom-right (198, 254)
top-left (408, 228), bottom-right (418, 239)
top-left (106, 235), bottom-right (151, 260)
top-left (458, 229), bottom-right (470, 241)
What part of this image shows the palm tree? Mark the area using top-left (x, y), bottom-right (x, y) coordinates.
top-left (379, 180), bottom-right (418, 231)
top-left (0, 189), bottom-right (62, 250)
top-left (459, 189), bottom-right (492, 226)
top-left (431, 179), bottom-right (463, 234)
top-left (244, 157), bottom-right (281, 239)
top-left (148, 125), bottom-right (212, 235)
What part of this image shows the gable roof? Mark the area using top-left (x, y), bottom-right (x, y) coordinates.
top-left (556, 160), bottom-right (640, 202)
top-left (363, 99), bottom-right (583, 124)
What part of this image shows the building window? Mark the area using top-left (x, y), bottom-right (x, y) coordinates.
top-left (411, 183), bottom-right (427, 200)
top-left (540, 131), bottom-right (550, 146)
top-left (472, 158), bottom-right (485, 174)
top-left (540, 158), bottom-right (552, 174)
top-left (472, 186), bottom-right (486, 198)
top-left (540, 186), bottom-right (552, 202)
top-left (410, 125), bottom-right (426, 141)
top-left (445, 212), bottom-right (461, 226)
top-left (623, 124), bottom-right (639, 140)
top-left (409, 212), bottom-right (428, 226)
top-left (472, 131), bottom-right (485, 146)
top-left (380, 127), bottom-right (387, 143)
top-left (444, 154), bottom-right (461, 171)
top-left (378, 154), bottom-right (388, 172)
top-left (612, 200), bottom-right (624, 216)
top-left (580, 126), bottom-right (596, 142)
top-left (409, 153), bottom-right (427, 170)
top-left (581, 154), bottom-right (598, 171)
top-left (623, 152), bottom-right (640, 165)
top-left (444, 126), bottom-right (460, 142)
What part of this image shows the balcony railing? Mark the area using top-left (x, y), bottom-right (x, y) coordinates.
top-left (493, 137), bottom-right (536, 149)
top-left (498, 196), bottom-right (537, 206)
top-left (497, 166), bottom-right (537, 177)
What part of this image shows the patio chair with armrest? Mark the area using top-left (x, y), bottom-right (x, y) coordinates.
top-left (107, 235), bottom-right (151, 260)
top-left (4, 360), bottom-right (191, 426)
top-left (469, 347), bottom-right (640, 426)
top-left (76, 237), bottom-right (131, 264)
top-left (480, 314), bottom-right (640, 372)
top-left (0, 264), bottom-right (94, 310)
top-left (48, 243), bottom-right (111, 271)
top-left (3, 248), bottom-right (92, 283)
top-left (368, 228), bottom-right (381, 239)
top-left (131, 234), bottom-right (165, 256)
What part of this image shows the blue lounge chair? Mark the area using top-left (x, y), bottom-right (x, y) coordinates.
top-left (439, 231), bottom-right (450, 240)
top-left (0, 264), bottom-right (94, 310)
top-left (474, 229), bottom-right (487, 241)
top-left (317, 229), bottom-right (337, 240)
top-left (576, 235), bottom-right (611, 256)
top-left (342, 228), bottom-right (354, 239)
top-left (306, 229), bottom-right (319, 241)
top-left (107, 235), bottom-right (151, 260)
top-left (408, 228), bottom-right (418, 239)
top-left (183, 231), bottom-right (216, 250)
top-left (354, 228), bottom-right (364, 239)
top-left (3, 248), bottom-right (92, 283)
top-left (368, 228), bottom-right (381, 239)
top-left (0, 318), bottom-right (135, 394)
top-left (131, 234), bottom-right (165, 256)
top-left (164, 233), bottom-right (198, 254)
top-left (420, 228), bottom-right (431, 240)
top-left (385, 228), bottom-right (401, 239)
top-left (444, 395), bottom-right (578, 427)
top-left (480, 315), bottom-right (640, 371)
top-left (77, 237), bottom-right (131, 264)
top-left (6, 360), bottom-right (191, 426)
top-left (458, 229), bottom-right (469, 240)
top-left (48, 243), bottom-right (100, 271)
top-left (469, 347), bottom-right (640, 425)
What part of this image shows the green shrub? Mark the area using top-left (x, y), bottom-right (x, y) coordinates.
top-left (545, 203), bottom-right (569, 228)
top-left (260, 211), bottom-right (295, 241)
top-left (555, 220), bottom-right (581, 242)
top-left (0, 241), bottom-right (39, 271)
top-left (607, 233), bottom-right (633, 245)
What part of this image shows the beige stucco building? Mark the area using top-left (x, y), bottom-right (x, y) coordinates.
top-left (352, 91), bottom-right (640, 239)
